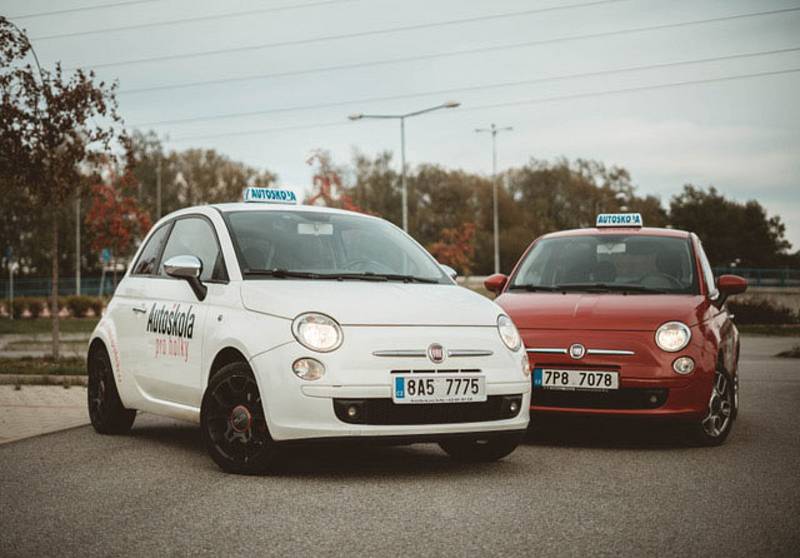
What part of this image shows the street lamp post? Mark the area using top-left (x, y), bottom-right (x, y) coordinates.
top-left (476, 124), bottom-right (513, 275)
top-left (348, 101), bottom-right (460, 232)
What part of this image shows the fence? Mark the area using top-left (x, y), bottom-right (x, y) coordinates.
top-left (2, 276), bottom-right (120, 298)
top-left (2, 268), bottom-right (798, 298)
top-left (712, 268), bottom-right (800, 288)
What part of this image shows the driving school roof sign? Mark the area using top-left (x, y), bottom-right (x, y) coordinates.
top-left (596, 213), bottom-right (643, 228)
top-left (243, 187), bottom-right (298, 204)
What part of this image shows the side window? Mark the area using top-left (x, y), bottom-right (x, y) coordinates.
top-left (159, 217), bottom-right (227, 282)
top-left (132, 224), bottom-right (171, 275)
top-left (696, 240), bottom-right (718, 298)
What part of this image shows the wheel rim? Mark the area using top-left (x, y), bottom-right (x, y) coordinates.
top-left (88, 353), bottom-right (108, 422)
top-left (702, 371), bottom-right (733, 438)
top-left (205, 375), bottom-right (270, 464)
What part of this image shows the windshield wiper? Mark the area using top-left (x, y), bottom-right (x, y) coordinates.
top-left (555, 282), bottom-right (666, 294)
top-left (507, 284), bottom-right (559, 292)
top-left (243, 268), bottom-right (324, 279)
top-left (327, 272), bottom-right (439, 284)
top-left (243, 269), bottom-right (439, 284)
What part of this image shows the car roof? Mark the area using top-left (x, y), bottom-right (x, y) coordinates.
top-left (161, 202), bottom-right (381, 222)
top-left (541, 226), bottom-right (692, 240)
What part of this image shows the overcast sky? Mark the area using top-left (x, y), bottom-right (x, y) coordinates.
top-left (5, 0), bottom-right (800, 250)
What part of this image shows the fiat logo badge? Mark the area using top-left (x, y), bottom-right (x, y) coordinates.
top-left (569, 343), bottom-right (586, 360)
top-left (427, 343), bottom-right (445, 364)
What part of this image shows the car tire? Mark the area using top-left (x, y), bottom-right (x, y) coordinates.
top-left (438, 433), bottom-right (523, 462)
top-left (200, 362), bottom-right (281, 474)
top-left (87, 344), bottom-right (136, 435)
top-left (689, 368), bottom-right (735, 447)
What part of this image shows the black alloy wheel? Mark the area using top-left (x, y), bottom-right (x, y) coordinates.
top-left (87, 345), bottom-right (136, 435)
top-left (200, 362), bottom-right (280, 474)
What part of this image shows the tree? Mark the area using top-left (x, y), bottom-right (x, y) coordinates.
top-left (85, 165), bottom-right (152, 264)
top-left (427, 223), bottom-right (478, 276)
top-left (0, 18), bottom-right (127, 357)
top-left (349, 150), bottom-right (401, 225)
top-left (305, 149), bottom-right (361, 211)
top-left (127, 130), bottom-right (277, 217)
top-left (669, 185), bottom-right (792, 267)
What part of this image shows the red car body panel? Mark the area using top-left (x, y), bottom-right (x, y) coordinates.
top-left (494, 226), bottom-right (742, 420)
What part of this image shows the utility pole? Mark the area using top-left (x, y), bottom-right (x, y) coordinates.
top-left (156, 155), bottom-right (162, 219)
top-left (8, 260), bottom-right (14, 321)
top-left (476, 124), bottom-right (513, 274)
top-left (75, 193), bottom-right (81, 295)
top-left (349, 101), bottom-right (461, 232)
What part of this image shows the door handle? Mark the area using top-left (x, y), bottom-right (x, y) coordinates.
top-left (132, 305), bottom-right (147, 314)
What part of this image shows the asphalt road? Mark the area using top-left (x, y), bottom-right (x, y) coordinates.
top-left (1, 336), bottom-right (798, 557)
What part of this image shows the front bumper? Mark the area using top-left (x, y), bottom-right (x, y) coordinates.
top-left (522, 328), bottom-right (716, 420)
top-left (250, 326), bottom-right (531, 441)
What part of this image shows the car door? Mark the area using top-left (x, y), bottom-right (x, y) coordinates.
top-left (109, 221), bottom-right (172, 405)
top-left (133, 215), bottom-right (227, 408)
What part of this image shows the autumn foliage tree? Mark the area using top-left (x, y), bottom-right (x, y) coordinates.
top-left (0, 18), bottom-right (128, 357)
top-left (305, 149), bottom-right (362, 212)
top-left (85, 168), bottom-right (152, 262)
top-left (427, 223), bottom-right (477, 276)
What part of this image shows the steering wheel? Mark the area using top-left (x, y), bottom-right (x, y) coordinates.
top-left (640, 273), bottom-right (683, 289)
top-left (342, 258), bottom-right (396, 274)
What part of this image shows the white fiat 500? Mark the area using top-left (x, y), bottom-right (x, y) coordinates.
top-left (88, 188), bottom-right (530, 473)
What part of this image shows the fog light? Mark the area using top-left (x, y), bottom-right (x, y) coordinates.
top-left (649, 395), bottom-right (659, 404)
top-left (509, 401), bottom-right (519, 414)
top-left (292, 357), bottom-right (326, 381)
top-left (346, 405), bottom-right (359, 418)
top-left (521, 355), bottom-right (531, 377)
top-left (672, 356), bottom-right (695, 375)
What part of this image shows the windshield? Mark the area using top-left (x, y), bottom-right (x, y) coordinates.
top-left (225, 210), bottom-right (450, 284)
top-left (509, 234), bottom-right (698, 294)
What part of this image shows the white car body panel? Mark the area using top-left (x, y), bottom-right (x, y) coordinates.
top-left (90, 202), bottom-right (531, 440)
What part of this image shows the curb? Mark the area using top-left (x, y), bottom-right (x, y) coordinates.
top-left (0, 374), bottom-right (88, 386)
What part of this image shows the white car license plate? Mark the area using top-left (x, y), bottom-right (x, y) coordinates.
top-left (392, 374), bottom-right (486, 404)
top-left (533, 368), bottom-right (619, 391)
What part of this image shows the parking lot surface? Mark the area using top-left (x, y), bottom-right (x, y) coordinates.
top-left (1, 336), bottom-right (798, 557)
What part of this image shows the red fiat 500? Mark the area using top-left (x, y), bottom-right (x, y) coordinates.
top-left (486, 213), bottom-right (748, 445)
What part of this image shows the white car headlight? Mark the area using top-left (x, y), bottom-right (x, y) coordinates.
top-left (655, 321), bottom-right (691, 352)
top-left (497, 315), bottom-right (522, 352)
top-left (292, 312), bottom-right (343, 352)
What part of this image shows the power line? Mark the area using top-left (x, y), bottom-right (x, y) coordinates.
top-left (117, 6), bottom-right (800, 96)
top-left (32, 0), bottom-right (361, 41)
top-left (462, 67), bottom-right (800, 114)
top-left (66, 0), bottom-right (629, 71)
top-left (168, 67), bottom-right (800, 142)
top-left (11, 0), bottom-right (160, 20)
top-left (132, 47), bottom-right (800, 127)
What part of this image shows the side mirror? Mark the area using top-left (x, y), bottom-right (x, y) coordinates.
top-left (164, 255), bottom-right (207, 301)
top-left (715, 274), bottom-right (747, 305)
top-left (440, 264), bottom-right (458, 281)
top-left (484, 273), bottom-right (508, 294)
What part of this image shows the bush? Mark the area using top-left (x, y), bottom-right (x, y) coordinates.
top-left (728, 299), bottom-right (800, 325)
top-left (11, 298), bottom-right (26, 319)
top-left (47, 296), bottom-right (66, 313)
top-left (65, 295), bottom-right (95, 318)
top-left (26, 297), bottom-right (45, 318)
top-left (89, 297), bottom-right (105, 317)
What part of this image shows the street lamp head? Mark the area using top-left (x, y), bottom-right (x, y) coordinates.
top-left (443, 100), bottom-right (461, 108)
top-left (348, 113), bottom-right (364, 121)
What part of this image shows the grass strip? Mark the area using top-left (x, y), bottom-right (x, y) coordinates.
top-left (0, 356), bottom-right (86, 376)
top-left (0, 318), bottom-right (99, 335)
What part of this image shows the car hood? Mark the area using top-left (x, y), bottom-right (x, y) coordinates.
top-left (496, 292), bottom-right (707, 331)
top-left (240, 281), bottom-right (501, 326)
